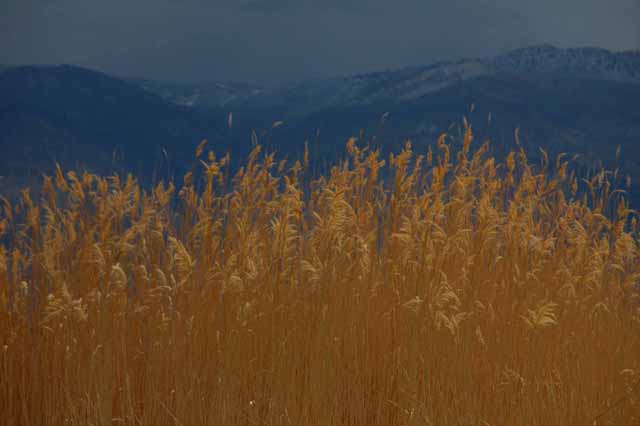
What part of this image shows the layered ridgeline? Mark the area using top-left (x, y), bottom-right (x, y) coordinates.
top-left (1, 45), bottom-right (640, 200)
top-left (1, 129), bottom-right (639, 424)
top-left (150, 44), bottom-right (640, 112)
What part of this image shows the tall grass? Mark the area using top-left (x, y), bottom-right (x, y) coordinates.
top-left (1, 122), bottom-right (639, 425)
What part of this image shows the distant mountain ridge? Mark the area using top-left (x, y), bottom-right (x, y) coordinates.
top-left (245, 45), bottom-right (640, 115)
top-left (129, 45), bottom-right (640, 114)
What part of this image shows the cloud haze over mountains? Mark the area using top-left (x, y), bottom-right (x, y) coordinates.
top-left (2, 0), bottom-right (639, 85)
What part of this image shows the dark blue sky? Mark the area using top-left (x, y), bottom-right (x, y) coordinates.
top-left (2, 0), bottom-right (639, 86)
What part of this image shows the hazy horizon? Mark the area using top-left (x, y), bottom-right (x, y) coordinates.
top-left (3, 42), bottom-right (640, 89)
top-left (2, 0), bottom-right (639, 85)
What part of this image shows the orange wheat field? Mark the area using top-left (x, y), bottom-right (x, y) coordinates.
top-left (1, 123), bottom-right (639, 425)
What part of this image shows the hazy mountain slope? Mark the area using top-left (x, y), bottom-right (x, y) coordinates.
top-left (0, 65), bottom-right (229, 195)
top-left (266, 73), bottom-right (639, 158)
top-left (130, 78), bottom-right (264, 108)
top-left (137, 45), bottom-right (640, 116)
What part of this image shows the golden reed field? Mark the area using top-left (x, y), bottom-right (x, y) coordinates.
top-left (1, 123), bottom-right (639, 425)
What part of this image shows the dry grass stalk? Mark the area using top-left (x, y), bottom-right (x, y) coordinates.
top-left (1, 123), bottom-right (639, 425)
